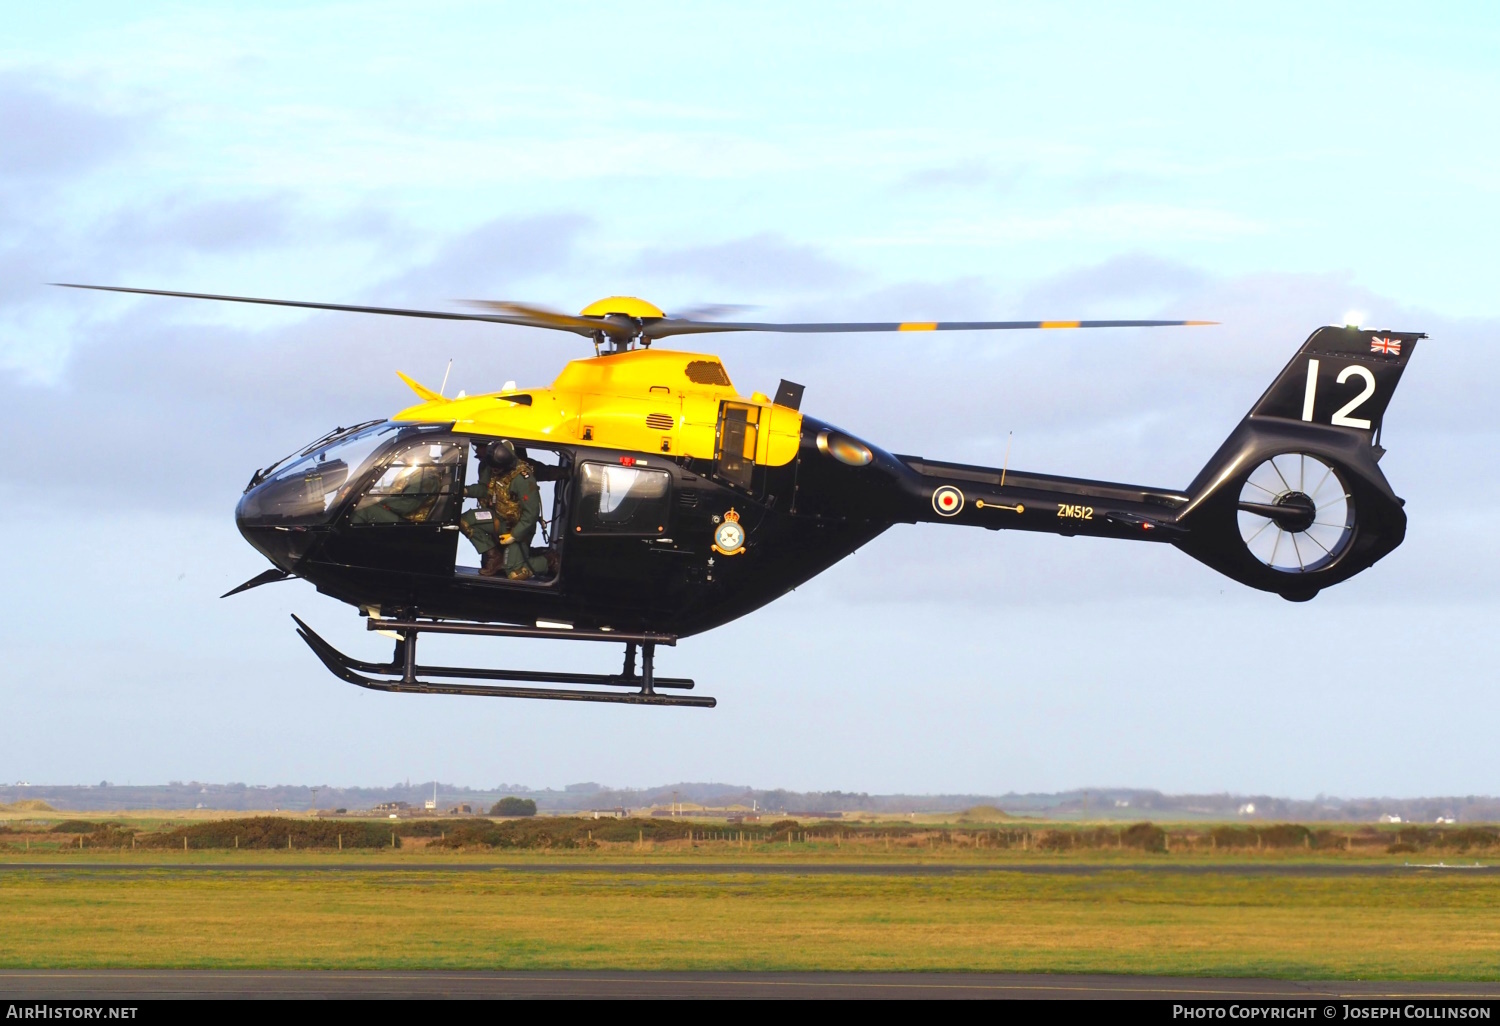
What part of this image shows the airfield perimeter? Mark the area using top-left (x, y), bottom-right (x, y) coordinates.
top-left (2, 812), bottom-right (1498, 989)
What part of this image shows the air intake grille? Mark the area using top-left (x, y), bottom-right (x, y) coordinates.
top-left (677, 490), bottom-right (699, 508)
top-left (684, 360), bottom-right (731, 385)
top-left (646, 413), bottom-right (674, 430)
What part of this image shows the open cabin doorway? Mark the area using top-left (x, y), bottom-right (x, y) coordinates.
top-left (455, 440), bottom-right (570, 582)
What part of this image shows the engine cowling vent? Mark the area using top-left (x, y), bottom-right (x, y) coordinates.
top-left (645, 413), bottom-right (674, 431)
top-left (684, 360), bottom-right (730, 386)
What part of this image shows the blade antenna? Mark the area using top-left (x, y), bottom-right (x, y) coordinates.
top-left (439, 359), bottom-right (453, 399)
top-left (1000, 431), bottom-right (1013, 489)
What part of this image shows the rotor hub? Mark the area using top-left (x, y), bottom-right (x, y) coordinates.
top-left (1271, 491), bottom-right (1317, 533)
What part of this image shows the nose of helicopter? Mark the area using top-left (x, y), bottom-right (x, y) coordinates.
top-left (232, 419), bottom-right (399, 571)
top-left (235, 489), bottom-right (320, 572)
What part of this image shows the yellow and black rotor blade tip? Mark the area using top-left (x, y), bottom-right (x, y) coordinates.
top-left (645, 318), bottom-right (1216, 338)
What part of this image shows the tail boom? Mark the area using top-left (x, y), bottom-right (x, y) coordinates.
top-left (898, 456), bottom-right (1189, 541)
top-left (890, 325), bottom-right (1421, 600)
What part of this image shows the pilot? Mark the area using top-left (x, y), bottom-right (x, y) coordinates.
top-left (460, 440), bottom-right (550, 580)
top-left (350, 462), bottom-right (441, 525)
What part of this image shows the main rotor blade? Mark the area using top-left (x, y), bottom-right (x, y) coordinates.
top-left (51, 284), bottom-right (599, 337)
top-left (56, 284), bottom-right (1217, 344)
top-left (667, 303), bottom-right (758, 321)
top-left (645, 318), bottom-right (1217, 338)
top-left (462, 300), bottom-right (615, 335)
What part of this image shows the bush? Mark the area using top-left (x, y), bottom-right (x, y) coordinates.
top-left (398, 819), bottom-right (473, 838)
top-left (491, 797), bottom-right (537, 817)
top-left (589, 817), bottom-right (696, 843)
top-left (1209, 826), bottom-right (1255, 849)
top-left (138, 817), bottom-right (399, 850)
top-left (1036, 830), bottom-right (1073, 852)
top-left (1257, 824), bottom-right (1314, 848)
top-left (1437, 828), bottom-right (1499, 851)
top-left (428, 820), bottom-right (588, 850)
top-left (1119, 822), bottom-right (1167, 853)
top-left (72, 825), bottom-right (139, 849)
top-left (50, 820), bottom-right (101, 834)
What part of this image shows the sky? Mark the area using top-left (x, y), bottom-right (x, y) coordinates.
top-left (2, 2), bottom-right (1497, 798)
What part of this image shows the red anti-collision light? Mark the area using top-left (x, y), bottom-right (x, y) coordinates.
top-left (620, 456), bottom-right (636, 466)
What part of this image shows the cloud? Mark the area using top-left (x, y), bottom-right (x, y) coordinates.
top-left (1018, 252), bottom-right (1209, 314)
top-left (0, 72), bottom-right (143, 180)
top-left (1066, 169), bottom-right (1173, 202)
top-left (634, 233), bottom-right (861, 293)
top-left (96, 194), bottom-right (302, 254)
top-left (382, 213), bottom-right (592, 301)
top-left (897, 159), bottom-right (1028, 193)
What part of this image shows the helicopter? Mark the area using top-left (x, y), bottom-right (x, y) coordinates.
top-left (62, 284), bottom-right (1423, 709)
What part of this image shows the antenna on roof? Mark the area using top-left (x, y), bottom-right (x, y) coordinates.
top-left (440, 359), bottom-right (453, 398)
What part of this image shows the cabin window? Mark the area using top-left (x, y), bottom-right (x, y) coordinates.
top-left (575, 463), bottom-right (671, 535)
top-left (350, 439), bottom-right (466, 525)
top-left (715, 402), bottom-right (759, 491)
top-left (240, 421), bottom-right (403, 523)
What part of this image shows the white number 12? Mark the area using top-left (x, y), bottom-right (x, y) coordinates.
top-left (1301, 359), bottom-right (1376, 430)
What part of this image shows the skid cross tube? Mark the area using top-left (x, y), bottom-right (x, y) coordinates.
top-left (290, 615), bottom-right (713, 707)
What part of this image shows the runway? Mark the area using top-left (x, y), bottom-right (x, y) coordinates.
top-left (0, 860), bottom-right (1490, 876)
top-left (2, 970), bottom-right (1499, 1000)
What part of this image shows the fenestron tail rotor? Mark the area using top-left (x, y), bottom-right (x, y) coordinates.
top-left (53, 283), bottom-right (1215, 352)
top-left (1236, 453), bottom-right (1355, 573)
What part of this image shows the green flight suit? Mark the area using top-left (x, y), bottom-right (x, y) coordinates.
top-left (460, 461), bottom-right (549, 575)
top-left (350, 465), bottom-right (445, 524)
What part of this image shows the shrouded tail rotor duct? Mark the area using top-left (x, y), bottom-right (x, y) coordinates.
top-left (1236, 453), bottom-right (1355, 574)
top-left (1174, 420), bottom-right (1408, 602)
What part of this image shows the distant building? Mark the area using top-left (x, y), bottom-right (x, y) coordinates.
top-left (1436, 816), bottom-right (1456, 824)
top-left (373, 801), bottom-right (410, 812)
top-left (1237, 803), bottom-right (1256, 816)
top-left (1379, 814), bottom-right (1403, 824)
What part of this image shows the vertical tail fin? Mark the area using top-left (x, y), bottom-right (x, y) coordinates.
top-left (1246, 326), bottom-right (1422, 448)
top-left (1174, 326), bottom-right (1423, 601)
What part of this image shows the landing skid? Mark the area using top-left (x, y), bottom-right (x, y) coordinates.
top-left (292, 615), bottom-right (715, 708)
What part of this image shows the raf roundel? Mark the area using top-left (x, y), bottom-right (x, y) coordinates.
top-left (932, 486), bottom-right (964, 517)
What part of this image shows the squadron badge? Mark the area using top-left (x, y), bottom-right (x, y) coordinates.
top-left (712, 508), bottom-right (746, 556)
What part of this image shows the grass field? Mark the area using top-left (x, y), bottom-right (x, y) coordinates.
top-left (1, 863), bottom-right (1497, 979)
top-left (4, 814), bottom-right (1495, 979)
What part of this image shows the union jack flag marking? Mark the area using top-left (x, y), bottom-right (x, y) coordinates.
top-left (1370, 337), bottom-right (1401, 356)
